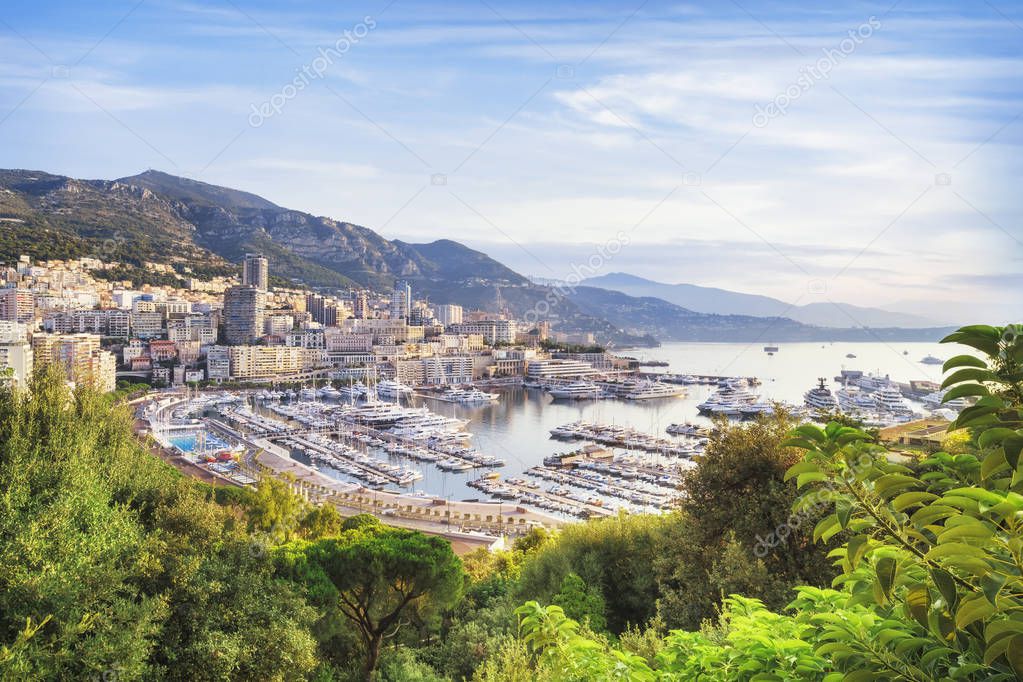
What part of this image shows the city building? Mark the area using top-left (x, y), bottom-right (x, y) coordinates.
top-left (242, 253), bottom-right (269, 291)
top-left (434, 303), bottom-right (463, 327)
top-left (390, 280), bottom-right (411, 322)
top-left (31, 332), bottom-right (116, 392)
top-left (206, 344), bottom-right (325, 381)
top-left (526, 358), bottom-right (600, 379)
top-left (0, 321), bottom-right (32, 387)
top-left (449, 320), bottom-right (516, 344)
top-left (223, 285), bottom-right (266, 345)
top-left (0, 287), bottom-right (35, 323)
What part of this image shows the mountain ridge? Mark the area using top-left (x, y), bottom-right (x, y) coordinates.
top-left (581, 272), bottom-right (945, 329)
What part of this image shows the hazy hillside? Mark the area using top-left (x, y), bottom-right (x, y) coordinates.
top-left (581, 272), bottom-right (943, 328)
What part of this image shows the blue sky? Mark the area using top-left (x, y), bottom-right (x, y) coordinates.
top-left (1, 0), bottom-right (1021, 323)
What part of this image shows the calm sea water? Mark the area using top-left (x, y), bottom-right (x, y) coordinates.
top-left (359, 341), bottom-right (955, 502)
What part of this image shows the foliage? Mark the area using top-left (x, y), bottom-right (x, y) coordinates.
top-left (275, 526), bottom-right (465, 679)
top-left (0, 367), bottom-right (319, 680)
top-left (552, 573), bottom-right (607, 633)
top-left (516, 513), bottom-right (665, 634)
top-left (655, 413), bottom-right (837, 629)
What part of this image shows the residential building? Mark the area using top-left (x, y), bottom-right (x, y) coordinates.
top-left (390, 280), bottom-right (411, 322)
top-left (223, 285), bottom-right (266, 345)
top-left (0, 321), bottom-right (32, 387)
top-left (434, 304), bottom-right (463, 327)
top-left (32, 332), bottom-right (116, 392)
top-left (242, 253), bottom-right (269, 291)
top-left (0, 287), bottom-right (35, 323)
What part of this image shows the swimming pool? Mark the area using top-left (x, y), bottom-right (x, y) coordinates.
top-left (167, 431), bottom-right (230, 454)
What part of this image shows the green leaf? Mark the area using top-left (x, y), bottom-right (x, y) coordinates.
top-left (955, 593), bottom-right (995, 629)
top-left (906, 585), bottom-right (930, 629)
top-left (941, 367), bottom-right (1001, 390)
top-left (942, 382), bottom-right (991, 402)
top-left (942, 354), bottom-right (987, 372)
top-left (892, 491), bottom-right (938, 512)
top-left (1004, 436), bottom-right (1023, 470)
top-left (783, 461), bottom-right (820, 482)
top-left (981, 573), bottom-right (1006, 605)
top-left (875, 556), bottom-right (897, 600)
top-left (978, 428), bottom-right (1019, 448)
top-left (796, 471), bottom-right (828, 489)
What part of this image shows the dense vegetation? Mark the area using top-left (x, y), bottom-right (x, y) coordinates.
top-left (2, 323), bottom-right (1019, 680)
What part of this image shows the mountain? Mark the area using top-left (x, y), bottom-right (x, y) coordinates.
top-left (580, 272), bottom-right (943, 328)
top-left (566, 286), bottom-right (954, 342)
top-left (0, 168), bottom-right (653, 345)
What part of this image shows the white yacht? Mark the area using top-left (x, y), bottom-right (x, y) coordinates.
top-left (872, 385), bottom-right (915, 417)
top-left (338, 381), bottom-right (369, 401)
top-left (920, 389), bottom-right (967, 411)
top-left (836, 386), bottom-right (877, 414)
top-left (376, 379), bottom-right (414, 399)
top-left (803, 378), bottom-right (838, 412)
top-left (439, 387), bottom-right (499, 404)
top-left (623, 381), bottom-right (685, 400)
top-left (920, 355), bottom-right (944, 365)
top-left (697, 379), bottom-right (760, 415)
top-left (548, 381), bottom-right (608, 400)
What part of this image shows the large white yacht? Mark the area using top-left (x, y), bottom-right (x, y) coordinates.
top-left (547, 381), bottom-right (608, 400)
top-left (697, 379), bottom-right (760, 415)
top-left (376, 379), bottom-right (414, 399)
top-left (872, 385), bottom-right (915, 417)
top-left (439, 387), bottom-right (499, 404)
top-left (836, 386), bottom-right (877, 414)
top-left (803, 378), bottom-right (838, 412)
top-left (338, 381), bottom-right (370, 401)
top-left (623, 380), bottom-right (685, 400)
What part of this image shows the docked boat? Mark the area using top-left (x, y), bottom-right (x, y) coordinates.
top-left (697, 379), bottom-right (760, 415)
top-left (872, 385), bottom-right (915, 417)
top-left (338, 382), bottom-right (370, 401)
top-left (623, 380), bottom-right (685, 400)
top-left (376, 379), bottom-right (414, 399)
top-left (547, 381), bottom-right (608, 400)
top-left (836, 386), bottom-right (877, 414)
top-left (438, 387), bottom-right (499, 404)
top-left (803, 378), bottom-right (838, 412)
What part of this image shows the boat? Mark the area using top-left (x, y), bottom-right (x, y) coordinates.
top-left (547, 381), bottom-right (608, 400)
top-left (763, 345), bottom-right (779, 354)
top-left (872, 385), bottom-right (915, 417)
top-left (376, 379), bottom-right (414, 399)
top-left (846, 353), bottom-right (857, 359)
top-left (697, 379), bottom-right (760, 415)
top-left (803, 378), bottom-right (838, 412)
top-left (836, 386), bottom-right (878, 415)
top-left (920, 355), bottom-right (943, 365)
top-left (438, 387), bottom-right (499, 404)
top-left (338, 381), bottom-right (369, 400)
top-left (623, 380), bottom-right (685, 400)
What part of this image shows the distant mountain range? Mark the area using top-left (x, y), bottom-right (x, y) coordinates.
top-left (580, 273), bottom-right (945, 329)
top-left (0, 169), bottom-right (953, 344)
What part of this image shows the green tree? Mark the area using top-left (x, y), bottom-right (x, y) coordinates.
top-left (276, 526), bottom-right (465, 679)
top-left (551, 573), bottom-right (607, 633)
top-left (655, 413), bottom-right (836, 629)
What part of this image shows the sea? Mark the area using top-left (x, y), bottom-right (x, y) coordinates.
top-left (299, 341), bottom-right (956, 503)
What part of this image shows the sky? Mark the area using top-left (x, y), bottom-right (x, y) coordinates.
top-left (1, 0), bottom-right (1021, 324)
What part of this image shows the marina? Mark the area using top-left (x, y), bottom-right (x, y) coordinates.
top-left (145, 341), bottom-right (963, 521)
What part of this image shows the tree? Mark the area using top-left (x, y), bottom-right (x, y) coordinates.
top-left (655, 413), bottom-right (836, 629)
top-left (551, 573), bottom-right (607, 633)
top-left (277, 526), bottom-right (465, 679)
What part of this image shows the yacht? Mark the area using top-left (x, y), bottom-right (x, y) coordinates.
top-left (376, 379), bottom-right (414, 399)
top-left (697, 379), bottom-right (760, 415)
top-left (439, 387), bottom-right (499, 404)
top-left (872, 385), bottom-right (915, 416)
top-left (803, 378), bottom-right (838, 412)
top-left (547, 381), bottom-right (608, 400)
top-left (623, 381), bottom-right (685, 400)
top-left (298, 387), bottom-right (317, 401)
top-left (338, 382), bottom-right (369, 401)
top-left (846, 353), bottom-right (857, 359)
top-left (836, 386), bottom-right (877, 414)
top-left (855, 373), bottom-right (892, 393)
top-left (763, 345), bottom-right (779, 354)
top-left (920, 355), bottom-right (943, 365)
top-left (920, 389), bottom-right (967, 411)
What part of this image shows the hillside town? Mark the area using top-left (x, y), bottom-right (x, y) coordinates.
top-left (0, 253), bottom-right (621, 392)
